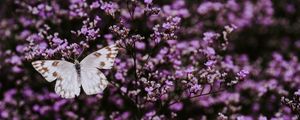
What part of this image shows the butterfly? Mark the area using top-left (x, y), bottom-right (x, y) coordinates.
top-left (32, 44), bottom-right (119, 98)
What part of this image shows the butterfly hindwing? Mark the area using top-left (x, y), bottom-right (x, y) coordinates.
top-left (80, 67), bottom-right (108, 95)
top-left (32, 60), bottom-right (81, 98)
top-left (54, 70), bottom-right (81, 98)
top-left (80, 44), bottom-right (119, 69)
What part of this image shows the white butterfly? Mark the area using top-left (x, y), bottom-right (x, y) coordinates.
top-left (32, 44), bottom-right (119, 98)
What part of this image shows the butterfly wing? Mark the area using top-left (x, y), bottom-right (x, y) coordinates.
top-left (80, 66), bottom-right (109, 95)
top-left (80, 44), bottom-right (119, 69)
top-left (79, 44), bottom-right (118, 95)
top-left (32, 60), bottom-right (81, 98)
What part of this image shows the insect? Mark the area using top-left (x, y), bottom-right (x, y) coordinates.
top-left (32, 44), bottom-right (119, 98)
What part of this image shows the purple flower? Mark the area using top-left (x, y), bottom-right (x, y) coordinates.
top-left (145, 87), bottom-right (154, 94)
top-left (91, 1), bottom-right (100, 9)
top-left (197, 2), bottom-right (223, 15)
top-left (205, 60), bottom-right (216, 67)
top-left (144, 0), bottom-right (153, 4)
top-left (10, 55), bottom-right (22, 65)
top-left (169, 103), bottom-right (183, 111)
top-left (0, 111), bottom-right (9, 118)
top-left (100, 1), bottom-right (119, 16)
top-left (237, 70), bottom-right (249, 79)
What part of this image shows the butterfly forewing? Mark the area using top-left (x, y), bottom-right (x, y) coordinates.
top-left (32, 60), bottom-right (71, 82)
top-left (32, 60), bottom-right (81, 98)
top-left (80, 44), bottom-right (119, 69)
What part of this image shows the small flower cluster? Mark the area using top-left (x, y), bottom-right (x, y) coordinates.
top-left (281, 90), bottom-right (300, 116)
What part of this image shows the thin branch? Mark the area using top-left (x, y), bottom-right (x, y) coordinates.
top-left (140, 38), bottom-right (160, 73)
top-left (168, 82), bottom-right (226, 106)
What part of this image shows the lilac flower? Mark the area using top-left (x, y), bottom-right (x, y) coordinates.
top-left (145, 87), bottom-right (154, 95)
top-left (100, 1), bottom-right (119, 17)
top-left (237, 70), bottom-right (249, 79)
top-left (197, 2), bottom-right (223, 15)
top-left (144, 0), bottom-right (152, 4)
top-left (169, 103), bottom-right (183, 111)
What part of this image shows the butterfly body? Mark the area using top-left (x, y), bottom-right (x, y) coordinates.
top-left (74, 60), bottom-right (81, 80)
top-left (32, 44), bottom-right (119, 98)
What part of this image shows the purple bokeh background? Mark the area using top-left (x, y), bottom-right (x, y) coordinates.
top-left (0, 0), bottom-right (300, 119)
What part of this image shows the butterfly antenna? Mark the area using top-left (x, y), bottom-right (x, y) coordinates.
top-left (68, 54), bottom-right (75, 61)
top-left (71, 54), bottom-right (76, 61)
top-left (76, 47), bottom-right (86, 60)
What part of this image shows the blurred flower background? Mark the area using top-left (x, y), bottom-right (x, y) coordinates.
top-left (0, 0), bottom-right (300, 119)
